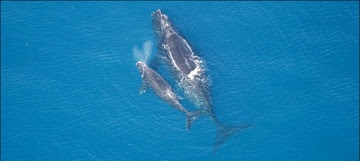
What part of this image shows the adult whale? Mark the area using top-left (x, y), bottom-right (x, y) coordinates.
top-left (152, 9), bottom-right (250, 151)
top-left (136, 61), bottom-right (201, 131)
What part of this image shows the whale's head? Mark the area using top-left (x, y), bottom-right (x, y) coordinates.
top-left (135, 61), bottom-right (146, 76)
top-left (152, 9), bottom-right (173, 39)
top-left (152, 9), bottom-right (168, 28)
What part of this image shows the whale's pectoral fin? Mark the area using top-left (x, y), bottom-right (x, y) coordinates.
top-left (139, 81), bottom-right (148, 94)
top-left (213, 124), bottom-right (252, 153)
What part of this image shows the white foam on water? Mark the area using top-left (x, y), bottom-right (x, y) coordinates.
top-left (187, 58), bottom-right (203, 80)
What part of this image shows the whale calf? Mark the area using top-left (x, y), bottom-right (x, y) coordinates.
top-left (136, 61), bottom-right (201, 131)
top-left (152, 9), bottom-right (250, 151)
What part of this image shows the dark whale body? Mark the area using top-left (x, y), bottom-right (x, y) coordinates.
top-left (152, 9), bottom-right (250, 151)
top-left (136, 61), bottom-right (200, 131)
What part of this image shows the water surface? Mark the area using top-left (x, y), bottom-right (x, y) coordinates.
top-left (1, 2), bottom-right (359, 161)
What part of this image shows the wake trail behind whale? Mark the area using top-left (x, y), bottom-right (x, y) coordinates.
top-left (133, 40), bottom-right (153, 65)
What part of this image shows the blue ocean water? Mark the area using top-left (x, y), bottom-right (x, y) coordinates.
top-left (1, 1), bottom-right (359, 161)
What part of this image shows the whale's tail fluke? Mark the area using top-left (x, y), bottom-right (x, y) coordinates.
top-left (185, 110), bottom-right (207, 131)
top-left (213, 124), bottom-right (251, 153)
